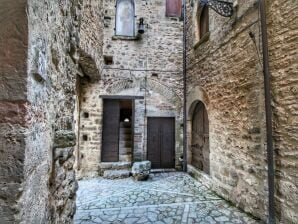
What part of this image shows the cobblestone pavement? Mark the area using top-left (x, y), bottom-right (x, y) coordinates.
top-left (75, 172), bottom-right (261, 224)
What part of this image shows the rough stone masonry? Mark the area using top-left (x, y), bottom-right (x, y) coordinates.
top-left (186, 0), bottom-right (298, 223)
top-left (0, 0), bottom-right (297, 223)
top-left (76, 0), bottom-right (184, 178)
top-left (0, 0), bottom-right (81, 223)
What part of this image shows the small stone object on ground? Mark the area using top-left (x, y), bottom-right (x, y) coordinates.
top-left (131, 161), bottom-right (151, 181)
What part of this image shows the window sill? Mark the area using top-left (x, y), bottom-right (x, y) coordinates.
top-left (112, 34), bottom-right (141, 41)
top-left (193, 32), bottom-right (210, 49)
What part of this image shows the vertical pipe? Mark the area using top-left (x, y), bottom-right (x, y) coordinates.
top-left (76, 76), bottom-right (82, 170)
top-left (183, 0), bottom-right (187, 172)
top-left (259, 0), bottom-right (275, 223)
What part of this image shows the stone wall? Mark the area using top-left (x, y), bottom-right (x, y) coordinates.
top-left (0, 1), bottom-right (28, 222)
top-left (20, 0), bottom-right (81, 222)
top-left (186, 0), bottom-right (298, 223)
top-left (77, 0), bottom-right (184, 178)
top-left (0, 0), bottom-right (81, 223)
top-left (186, 0), bottom-right (267, 220)
top-left (267, 0), bottom-right (298, 222)
top-left (79, 0), bottom-right (103, 80)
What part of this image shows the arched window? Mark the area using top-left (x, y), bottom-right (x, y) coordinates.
top-left (115, 0), bottom-right (135, 37)
top-left (199, 6), bottom-right (209, 38)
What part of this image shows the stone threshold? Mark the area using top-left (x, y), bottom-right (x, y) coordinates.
top-left (150, 168), bottom-right (177, 173)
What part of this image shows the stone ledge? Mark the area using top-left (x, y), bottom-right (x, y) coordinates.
top-left (112, 34), bottom-right (141, 41)
top-left (193, 32), bottom-right (210, 50)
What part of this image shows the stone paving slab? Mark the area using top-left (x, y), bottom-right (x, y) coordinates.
top-left (75, 172), bottom-right (262, 224)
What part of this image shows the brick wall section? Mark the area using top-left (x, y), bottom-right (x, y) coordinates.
top-left (267, 0), bottom-right (298, 222)
top-left (186, 0), bottom-right (298, 222)
top-left (77, 0), bottom-right (184, 178)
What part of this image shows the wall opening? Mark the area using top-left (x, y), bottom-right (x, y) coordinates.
top-left (101, 99), bottom-right (133, 162)
top-left (115, 0), bottom-right (135, 36)
top-left (191, 101), bottom-right (210, 174)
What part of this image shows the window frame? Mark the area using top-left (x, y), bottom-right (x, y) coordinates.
top-left (165, 0), bottom-right (182, 18)
top-left (193, 2), bottom-right (210, 49)
top-left (115, 0), bottom-right (136, 37)
top-left (199, 6), bottom-right (209, 39)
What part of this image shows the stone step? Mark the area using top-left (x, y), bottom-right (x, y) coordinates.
top-left (120, 122), bottom-right (131, 128)
top-left (119, 155), bottom-right (132, 162)
top-left (119, 140), bottom-right (132, 147)
top-left (119, 135), bottom-right (132, 141)
top-left (103, 169), bottom-right (131, 179)
top-left (151, 168), bottom-right (176, 173)
top-left (119, 147), bottom-right (132, 155)
top-left (119, 128), bottom-right (132, 134)
top-left (99, 162), bottom-right (131, 170)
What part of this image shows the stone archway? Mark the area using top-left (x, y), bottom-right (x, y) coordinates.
top-left (186, 86), bottom-right (210, 174)
top-left (105, 78), bottom-right (182, 108)
top-left (191, 101), bottom-right (210, 174)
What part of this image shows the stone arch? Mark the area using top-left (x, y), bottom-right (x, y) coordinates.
top-left (105, 78), bottom-right (182, 108)
top-left (147, 79), bottom-right (182, 108)
top-left (187, 86), bottom-right (209, 118)
top-left (105, 79), bottom-right (134, 95)
top-left (186, 86), bottom-right (210, 171)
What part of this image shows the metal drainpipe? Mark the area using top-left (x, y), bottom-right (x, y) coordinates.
top-left (259, 0), bottom-right (275, 223)
top-left (183, 0), bottom-right (187, 172)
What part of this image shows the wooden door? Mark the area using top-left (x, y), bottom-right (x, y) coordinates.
top-left (102, 99), bottom-right (120, 162)
top-left (191, 102), bottom-right (210, 174)
top-left (147, 117), bottom-right (175, 169)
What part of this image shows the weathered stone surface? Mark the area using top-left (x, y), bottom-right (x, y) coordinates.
top-left (54, 131), bottom-right (76, 149)
top-left (266, 0), bottom-right (298, 222)
top-left (132, 161), bottom-right (151, 181)
top-left (14, 0), bottom-right (82, 223)
top-left (0, 1), bottom-right (28, 222)
top-left (103, 169), bottom-right (130, 179)
top-left (76, 0), bottom-right (184, 179)
top-left (186, 0), bottom-right (298, 223)
top-left (0, 0), bottom-right (28, 101)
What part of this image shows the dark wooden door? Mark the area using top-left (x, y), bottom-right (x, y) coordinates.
top-left (102, 99), bottom-right (120, 162)
top-left (191, 102), bottom-right (210, 174)
top-left (147, 117), bottom-right (175, 169)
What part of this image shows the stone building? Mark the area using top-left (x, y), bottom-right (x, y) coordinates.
top-left (0, 0), bottom-right (297, 223)
top-left (185, 0), bottom-right (298, 223)
top-left (76, 0), bottom-right (184, 178)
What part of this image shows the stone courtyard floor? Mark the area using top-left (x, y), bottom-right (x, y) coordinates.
top-left (75, 172), bottom-right (261, 224)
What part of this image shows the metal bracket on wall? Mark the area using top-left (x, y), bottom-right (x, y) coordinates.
top-left (200, 0), bottom-right (234, 17)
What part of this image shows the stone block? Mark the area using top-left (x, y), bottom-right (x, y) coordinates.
top-left (103, 169), bottom-right (130, 179)
top-left (131, 161), bottom-right (151, 181)
top-left (54, 131), bottom-right (76, 148)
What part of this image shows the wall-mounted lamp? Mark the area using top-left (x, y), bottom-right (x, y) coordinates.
top-left (138, 18), bottom-right (145, 34)
top-left (193, 0), bottom-right (233, 17)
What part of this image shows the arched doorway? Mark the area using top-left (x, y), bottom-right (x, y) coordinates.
top-left (191, 101), bottom-right (210, 174)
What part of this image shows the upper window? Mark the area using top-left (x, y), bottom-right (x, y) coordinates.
top-left (166, 0), bottom-right (182, 17)
top-left (199, 6), bottom-right (209, 38)
top-left (115, 0), bottom-right (135, 36)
